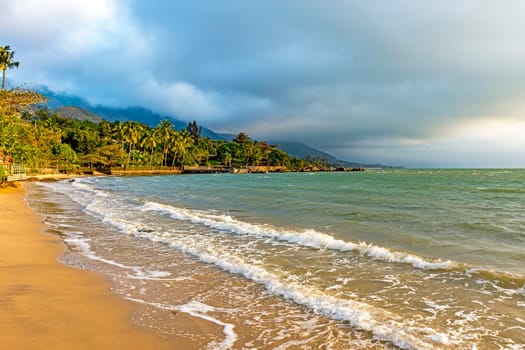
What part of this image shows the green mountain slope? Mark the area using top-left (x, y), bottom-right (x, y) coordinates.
top-left (39, 87), bottom-right (394, 168)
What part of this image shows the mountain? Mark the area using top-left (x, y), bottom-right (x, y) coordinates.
top-left (39, 87), bottom-right (226, 140)
top-left (269, 141), bottom-right (354, 167)
top-left (41, 87), bottom-right (92, 111)
top-left (270, 141), bottom-right (395, 168)
top-left (55, 106), bottom-right (104, 123)
top-left (38, 87), bottom-right (393, 168)
top-left (216, 134), bottom-right (366, 167)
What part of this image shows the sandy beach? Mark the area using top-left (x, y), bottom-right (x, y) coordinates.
top-left (0, 185), bottom-right (204, 349)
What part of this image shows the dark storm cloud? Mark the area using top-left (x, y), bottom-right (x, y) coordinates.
top-left (2, 0), bottom-right (525, 166)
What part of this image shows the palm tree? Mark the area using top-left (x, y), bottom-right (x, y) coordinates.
top-left (244, 141), bottom-right (263, 166)
top-left (156, 119), bottom-right (174, 167)
top-left (187, 120), bottom-right (202, 144)
top-left (98, 121), bottom-right (113, 144)
top-left (0, 46), bottom-right (20, 91)
top-left (169, 130), bottom-right (181, 167)
top-left (140, 128), bottom-right (160, 168)
top-left (112, 121), bottom-right (126, 151)
top-left (122, 121), bottom-right (144, 167)
top-left (171, 129), bottom-right (193, 167)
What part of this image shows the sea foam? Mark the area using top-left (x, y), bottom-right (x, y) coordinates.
top-left (150, 230), bottom-right (450, 350)
top-left (142, 201), bottom-right (456, 271)
top-left (63, 232), bottom-right (171, 280)
top-left (43, 180), bottom-right (456, 271)
top-left (178, 301), bottom-right (238, 350)
top-left (58, 194), bottom-right (451, 349)
top-left (124, 297), bottom-right (238, 350)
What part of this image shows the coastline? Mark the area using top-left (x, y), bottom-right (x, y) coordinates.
top-left (3, 171), bottom-right (523, 348)
top-left (0, 185), bottom-right (204, 349)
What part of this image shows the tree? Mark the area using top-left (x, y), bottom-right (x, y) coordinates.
top-left (92, 144), bottom-right (127, 168)
top-left (222, 152), bottom-right (232, 167)
top-left (0, 88), bottom-right (46, 118)
top-left (112, 121), bottom-right (126, 151)
top-left (233, 132), bottom-right (251, 144)
top-left (51, 143), bottom-right (78, 172)
top-left (170, 129), bottom-right (193, 167)
top-left (269, 149), bottom-right (290, 167)
top-left (122, 121), bottom-right (144, 167)
top-left (217, 142), bottom-right (242, 167)
top-left (244, 141), bottom-right (263, 165)
top-left (187, 120), bottom-right (202, 144)
top-left (156, 119), bottom-right (174, 167)
top-left (193, 137), bottom-right (213, 165)
top-left (140, 128), bottom-right (160, 167)
top-left (0, 46), bottom-right (20, 91)
top-left (98, 121), bottom-right (113, 144)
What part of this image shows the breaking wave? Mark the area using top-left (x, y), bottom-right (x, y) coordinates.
top-left (142, 201), bottom-right (458, 271)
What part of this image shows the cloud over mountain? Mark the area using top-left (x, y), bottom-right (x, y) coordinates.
top-left (3, 0), bottom-right (525, 167)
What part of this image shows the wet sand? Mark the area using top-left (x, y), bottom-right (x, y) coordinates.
top-left (0, 185), bottom-right (211, 349)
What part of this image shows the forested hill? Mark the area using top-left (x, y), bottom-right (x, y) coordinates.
top-left (2, 89), bottom-right (317, 174)
top-left (55, 106), bottom-right (104, 123)
top-left (41, 88), bottom-right (225, 140)
top-left (271, 141), bottom-right (363, 168)
top-left (271, 141), bottom-right (392, 168)
top-left (39, 88), bottom-right (392, 168)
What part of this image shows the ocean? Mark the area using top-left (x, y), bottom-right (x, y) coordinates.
top-left (27, 169), bottom-right (525, 349)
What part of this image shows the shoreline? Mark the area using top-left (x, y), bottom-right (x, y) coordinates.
top-left (5, 172), bottom-right (523, 348)
top-left (0, 185), bottom-right (204, 349)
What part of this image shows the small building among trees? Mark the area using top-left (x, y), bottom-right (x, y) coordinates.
top-left (0, 148), bottom-right (26, 182)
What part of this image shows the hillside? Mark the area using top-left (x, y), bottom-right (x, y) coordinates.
top-left (40, 87), bottom-right (225, 139)
top-left (215, 135), bottom-right (368, 167)
top-left (38, 87), bottom-right (393, 168)
top-left (271, 141), bottom-right (380, 168)
top-left (55, 106), bottom-right (104, 122)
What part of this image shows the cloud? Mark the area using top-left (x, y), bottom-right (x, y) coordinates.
top-left (1, 0), bottom-right (152, 98)
top-left (2, 0), bottom-right (525, 166)
top-left (331, 116), bottom-right (525, 168)
top-left (2, 0), bottom-right (114, 45)
top-left (137, 80), bottom-right (222, 120)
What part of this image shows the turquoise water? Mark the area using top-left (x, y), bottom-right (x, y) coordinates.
top-left (28, 169), bottom-right (525, 349)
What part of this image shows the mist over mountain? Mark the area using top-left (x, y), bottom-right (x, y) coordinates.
top-left (40, 87), bottom-right (225, 140)
top-left (39, 87), bottom-right (392, 168)
top-left (269, 141), bottom-right (385, 168)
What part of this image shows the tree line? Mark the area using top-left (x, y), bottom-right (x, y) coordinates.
top-left (1, 89), bottom-right (314, 173)
top-left (0, 44), bottom-right (320, 175)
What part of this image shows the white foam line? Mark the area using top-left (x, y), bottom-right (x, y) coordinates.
top-left (65, 235), bottom-right (135, 270)
top-left (44, 185), bottom-right (451, 349)
top-left (43, 182), bottom-right (457, 271)
top-left (64, 235), bottom-right (171, 280)
top-left (80, 209), bottom-right (453, 349)
top-left (468, 269), bottom-right (525, 296)
top-left (160, 235), bottom-right (449, 350)
top-left (178, 301), bottom-right (237, 350)
top-left (143, 201), bottom-right (456, 271)
top-left (124, 297), bottom-right (237, 350)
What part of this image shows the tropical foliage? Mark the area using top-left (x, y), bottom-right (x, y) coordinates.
top-left (0, 45), bottom-right (20, 90)
top-left (0, 44), bottom-right (316, 174)
top-left (1, 88), bottom-right (314, 173)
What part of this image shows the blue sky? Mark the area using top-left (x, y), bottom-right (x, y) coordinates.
top-left (2, 0), bottom-right (525, 167)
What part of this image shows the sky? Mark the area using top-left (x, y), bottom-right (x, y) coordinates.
top-left (2, 0), bottom-right (525, 167)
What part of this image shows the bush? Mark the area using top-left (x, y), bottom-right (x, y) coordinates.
top-left (0, 165), bottom-right (6, 183)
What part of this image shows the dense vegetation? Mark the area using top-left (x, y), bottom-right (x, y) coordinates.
top-left (0, 45), bottom-right (326, 175)
top-left (1, 88), bottom-right (314, 174)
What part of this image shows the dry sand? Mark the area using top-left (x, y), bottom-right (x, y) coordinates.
top-left (0, 185), bottom-right (204, 349)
